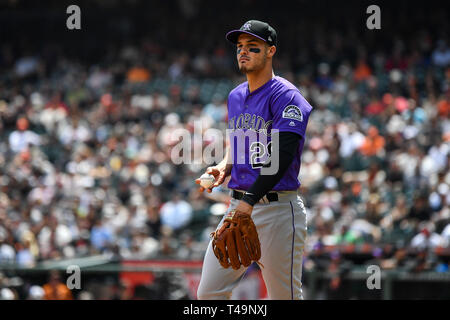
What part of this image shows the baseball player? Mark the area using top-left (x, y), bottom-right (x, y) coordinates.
top-left (195, 20), bottom-right (313, 300)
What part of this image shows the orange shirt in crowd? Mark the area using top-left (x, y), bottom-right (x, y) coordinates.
top-left (127, 67), bottom-right (151, 82)
top-left (437, 99), bottom-right (449, 117)
top-left (359, 126), bottom-right (385, 156)
top-left (43, 283), bottom-right (74, 300)
top-left (354, 61), bottom-right (372, 81)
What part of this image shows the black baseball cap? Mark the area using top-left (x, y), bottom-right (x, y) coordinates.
top-left (226, 20), bottom-right (277, 46)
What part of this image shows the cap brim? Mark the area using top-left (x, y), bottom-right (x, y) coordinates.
top-left (225, 30), bottom-right (268, 44)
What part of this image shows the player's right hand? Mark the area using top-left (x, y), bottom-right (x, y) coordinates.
top-left (195, 166), bottom-right (229, 193)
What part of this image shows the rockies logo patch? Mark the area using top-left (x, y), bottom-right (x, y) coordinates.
top-left (282, 105), bottom-right (303, 122)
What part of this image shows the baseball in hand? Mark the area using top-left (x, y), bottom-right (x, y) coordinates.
top-left (199, 173), bottom-right (216, 189)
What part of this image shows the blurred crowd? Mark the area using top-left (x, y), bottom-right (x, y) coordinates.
top-left (1, 0), bottom-right (450, 299)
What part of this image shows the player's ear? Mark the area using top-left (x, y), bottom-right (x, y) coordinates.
top-left (267, 45), bottom-right (276, 58)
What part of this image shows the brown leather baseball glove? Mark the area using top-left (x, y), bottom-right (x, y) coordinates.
top-left (210, 209), bottom-right (262, 270)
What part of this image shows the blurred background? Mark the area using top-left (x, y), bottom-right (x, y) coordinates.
top-left (0, 0), bottom-right (449, 300)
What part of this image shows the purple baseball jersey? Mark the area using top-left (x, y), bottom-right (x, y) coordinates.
top-left (227, 76), bottom-right (313, 191)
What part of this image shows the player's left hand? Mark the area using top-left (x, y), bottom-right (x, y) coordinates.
top-left (211, 207), bottom-right (262, 270)
top-left (216, 201), bottom-right (253, 237)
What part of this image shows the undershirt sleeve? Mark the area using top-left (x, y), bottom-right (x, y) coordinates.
top-left (241, 131), bottom-right (301, 206)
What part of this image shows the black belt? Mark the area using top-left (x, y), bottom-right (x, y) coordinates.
top-left (231, 190), bottom-right (279, 202)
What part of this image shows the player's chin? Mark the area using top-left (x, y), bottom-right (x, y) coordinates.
top-left (238, 64), bottom-right (252, 74)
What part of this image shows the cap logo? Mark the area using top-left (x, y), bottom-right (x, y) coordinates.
top-left (241, 22), bottom-right (252, 31)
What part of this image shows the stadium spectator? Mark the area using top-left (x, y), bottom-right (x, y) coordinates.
top-left (159, 194), bottom-right (193, 231)
top-left (432, 40), bottom-right (450, 67)
top-left (359, 126), bottom-right (385, 157)
top-left (42, 271), bottom-right (73, 300)
top-left (8, 117), bottom-right (40, 153)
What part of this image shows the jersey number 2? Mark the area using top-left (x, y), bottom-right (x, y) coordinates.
top-left (250, 142), bottom-right (272, 169)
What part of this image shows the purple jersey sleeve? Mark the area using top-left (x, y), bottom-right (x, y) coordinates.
top-left (271, 89), bottom-right (312, 138)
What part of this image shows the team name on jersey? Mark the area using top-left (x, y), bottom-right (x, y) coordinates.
top-left (228, 113), bottom-right (273, 136)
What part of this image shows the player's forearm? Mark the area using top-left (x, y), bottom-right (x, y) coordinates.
top-left (242, 132), bottom-right (301, 206)
top-left (242, 151), bottom-right (294, 205)
top-left (217, 146), bottom-right (232, 173)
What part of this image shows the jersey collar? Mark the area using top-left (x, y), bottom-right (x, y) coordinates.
top-left (246, 76), bottom-right (277, 97)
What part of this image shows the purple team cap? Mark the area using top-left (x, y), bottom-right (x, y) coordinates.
top-left (226, 20), bottom-right (277, 46)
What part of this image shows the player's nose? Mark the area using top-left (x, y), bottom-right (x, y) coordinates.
top-left (237, 46), bottom-right (250, 55)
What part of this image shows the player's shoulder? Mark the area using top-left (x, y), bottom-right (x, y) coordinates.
top-left (271, 76), bottom-right (312, 110)
top-left (271, 75), bottom-right (299, 93)
top-left (228, 81), bottom-right (248, 99)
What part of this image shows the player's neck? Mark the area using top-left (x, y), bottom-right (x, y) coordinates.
top-left (246, 67), bottom-right (275, 93)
